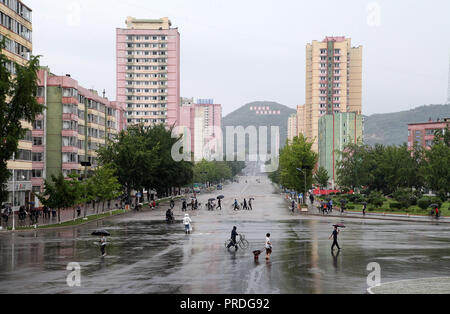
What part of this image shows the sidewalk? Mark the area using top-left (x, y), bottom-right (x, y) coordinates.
top-left (0, 202), bottom-right (120, 231)
top-left (283, 193), bottom-right (449, 223)
top-left (306, 202), bottom-right (449, 223)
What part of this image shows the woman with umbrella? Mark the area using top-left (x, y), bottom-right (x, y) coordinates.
top-left (429, 204), bottom-right (440, 219)
top-left (92, 230), bottom-right (110, 257)
top-left (329, 224), bottom-right (345, 251)
top-left (217, 195), bottom-right (224, 210)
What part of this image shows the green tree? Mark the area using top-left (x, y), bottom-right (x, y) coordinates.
top-left (314, 166), bottom-right (330, 189)
top-left (90, 165), bottom-right (122, 213)
top-left (279, 135), bottom-right (317, 203)
top-left (421, 141), bottom-right (450, 198)
top-left (37, 173), bottom-right (78, 223)
top-left (97, 126), bottom-right (160, 202)
top-left (0, 41), bottom-right (43, 202)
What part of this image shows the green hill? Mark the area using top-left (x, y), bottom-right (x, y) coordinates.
top-left (364, 104), bottom-right (450, 146)
top-left (222, 101), bottom-right (296, 153)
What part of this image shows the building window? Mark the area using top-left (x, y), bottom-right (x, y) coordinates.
top-left (32, 170), bottom-right (43, 178)
top-left (32, 137), bottom-right (43, 146)
top-left (32, 152), bottom-right (43, 162)
top-left (33, 120), bottom-right (43, 130)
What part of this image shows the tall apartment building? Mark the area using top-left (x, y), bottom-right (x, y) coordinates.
top-left (116, 17), bottom-right (180, 128)
top-left (179, 99), bottom-right (222, 161)
top-left (287, 114), bottom-right (298, 143)
top-left (1, 0), bottom-right (33, 210)
top-left (32, 68), bottom-right (125, 203)
top-left (303, 36), bottom-right (363, 152)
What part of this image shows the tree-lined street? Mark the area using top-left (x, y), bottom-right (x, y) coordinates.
top-left (1, 162), bottom-right (450, 294)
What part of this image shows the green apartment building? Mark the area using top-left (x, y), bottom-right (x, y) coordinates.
top-left (318, 112), bottom-right (363, 187)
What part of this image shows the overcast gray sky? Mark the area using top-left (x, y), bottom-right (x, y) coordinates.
top-left (27, 0), bottom-right (450, 116)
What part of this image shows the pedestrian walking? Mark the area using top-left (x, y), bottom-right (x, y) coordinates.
top-left (362, 203), bottom-right (367, 216)
top-left (100, 235), bottom-right (107, 257)
top-left (291, 200), bottom-right (295, 212)
top-left (217, 199), bottom-right (222, 210)
top-left (227, 226), bottom-right (239, 251)
top-left (183, 213), bottom-right (192, 234)
top-left (243, 199), bottom-right (248, 210)
top-left (329, 226), bottom-right (341, 251)
top-left (234, 199), bottom-right (239, 211)
top-left (265, 233), bottom-right (272, 261)
top-left (249, 199), bottom-right (253, 210)
top-left (182, 200), bottom-right (187, 212)
top-left (309, 193), bottom-right (315, 205)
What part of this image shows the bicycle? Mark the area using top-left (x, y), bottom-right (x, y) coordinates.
top-left (224, 234), bottom-right (249, 250)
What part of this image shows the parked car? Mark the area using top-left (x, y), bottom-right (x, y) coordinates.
top-left (217, 185), bottom-right (223, 190)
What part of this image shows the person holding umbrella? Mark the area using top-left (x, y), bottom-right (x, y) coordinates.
top-left (92, 230), bottom-right (110, 257)
top-left (329, 225), bottom-right (343, 251)
top-left (362, 202), bottom-right (367, 216)
top-left (249, 198), bottom-right (253, 210)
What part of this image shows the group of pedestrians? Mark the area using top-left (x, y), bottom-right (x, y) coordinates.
top-left (233, 198), bottom-right (253, 211)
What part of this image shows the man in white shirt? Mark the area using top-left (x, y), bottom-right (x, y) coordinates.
top-left (265, 233), bottom-right (272, 261)
top-left (183, 214), bottom-right (192, 234)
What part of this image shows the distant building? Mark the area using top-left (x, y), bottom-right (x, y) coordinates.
top-left (32, 68), bottom-right (125, 203)
top-left (318, 112), bottom-right (363, 187)
top-left (287, 114), bottom-right (298, 143)
top-left (1, 0), bottom-right (33, 210)
top-left (179, 100), bottom-right (222, 161)
top-left (301, 36), bottom-right (363, 153)
top-left (408, 118), bottom-right (450, 149)
top-left (116, 17), bottom-right (180, 127)
top-left (447, 55), bottom-right (450, 104)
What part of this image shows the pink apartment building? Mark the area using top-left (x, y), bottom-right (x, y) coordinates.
top-left (408, 118), bottom-right (449, 149)
top-left (32, 68), bottom-right (125, 197)
top-left (117, 17), bottom-right (180, 127)
top-left (179, 99), bottom-right (222, 160)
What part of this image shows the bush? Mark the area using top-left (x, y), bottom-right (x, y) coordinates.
top-left (392, 188), bottom-right (417, 208)
top-left (430, 197), bottom-right (443, 208)
top-left (368, 191), bottom-right (385, 208)
top-left (389, 202), bottom-right (403, 210)
top-left (347, 205), bottom-right (355, 210)
top-left (417, 197), bottom-right (432, 210)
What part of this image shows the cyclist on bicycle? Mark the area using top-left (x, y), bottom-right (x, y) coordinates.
top-left (227, 226), bottom-right (239, 250)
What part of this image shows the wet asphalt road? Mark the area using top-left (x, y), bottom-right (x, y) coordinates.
top-left (1, 162), bottom-right (450, 294)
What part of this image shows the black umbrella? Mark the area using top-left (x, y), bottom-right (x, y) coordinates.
top-left (429, 204), bottom-right (439, 208)
top-left (250, 198), bottom-right (255, 200)
top-left (209, 198), bottom-right (216, 202)
top-left (361, 201), bottom-right (368, 205)
top-left (91, 229), bottom-right (110, 236)
top-left (340, 199), bottom-right (347, 203)
top-left (333, 224), bottom-right (346, 228)
top-left (217, 195), bottom-right (225, 199)
top-left (181, 198), bottom-right (187, 201)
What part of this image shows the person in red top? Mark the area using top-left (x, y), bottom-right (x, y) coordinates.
top-left (435, 207), bottom-right (439, 218)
